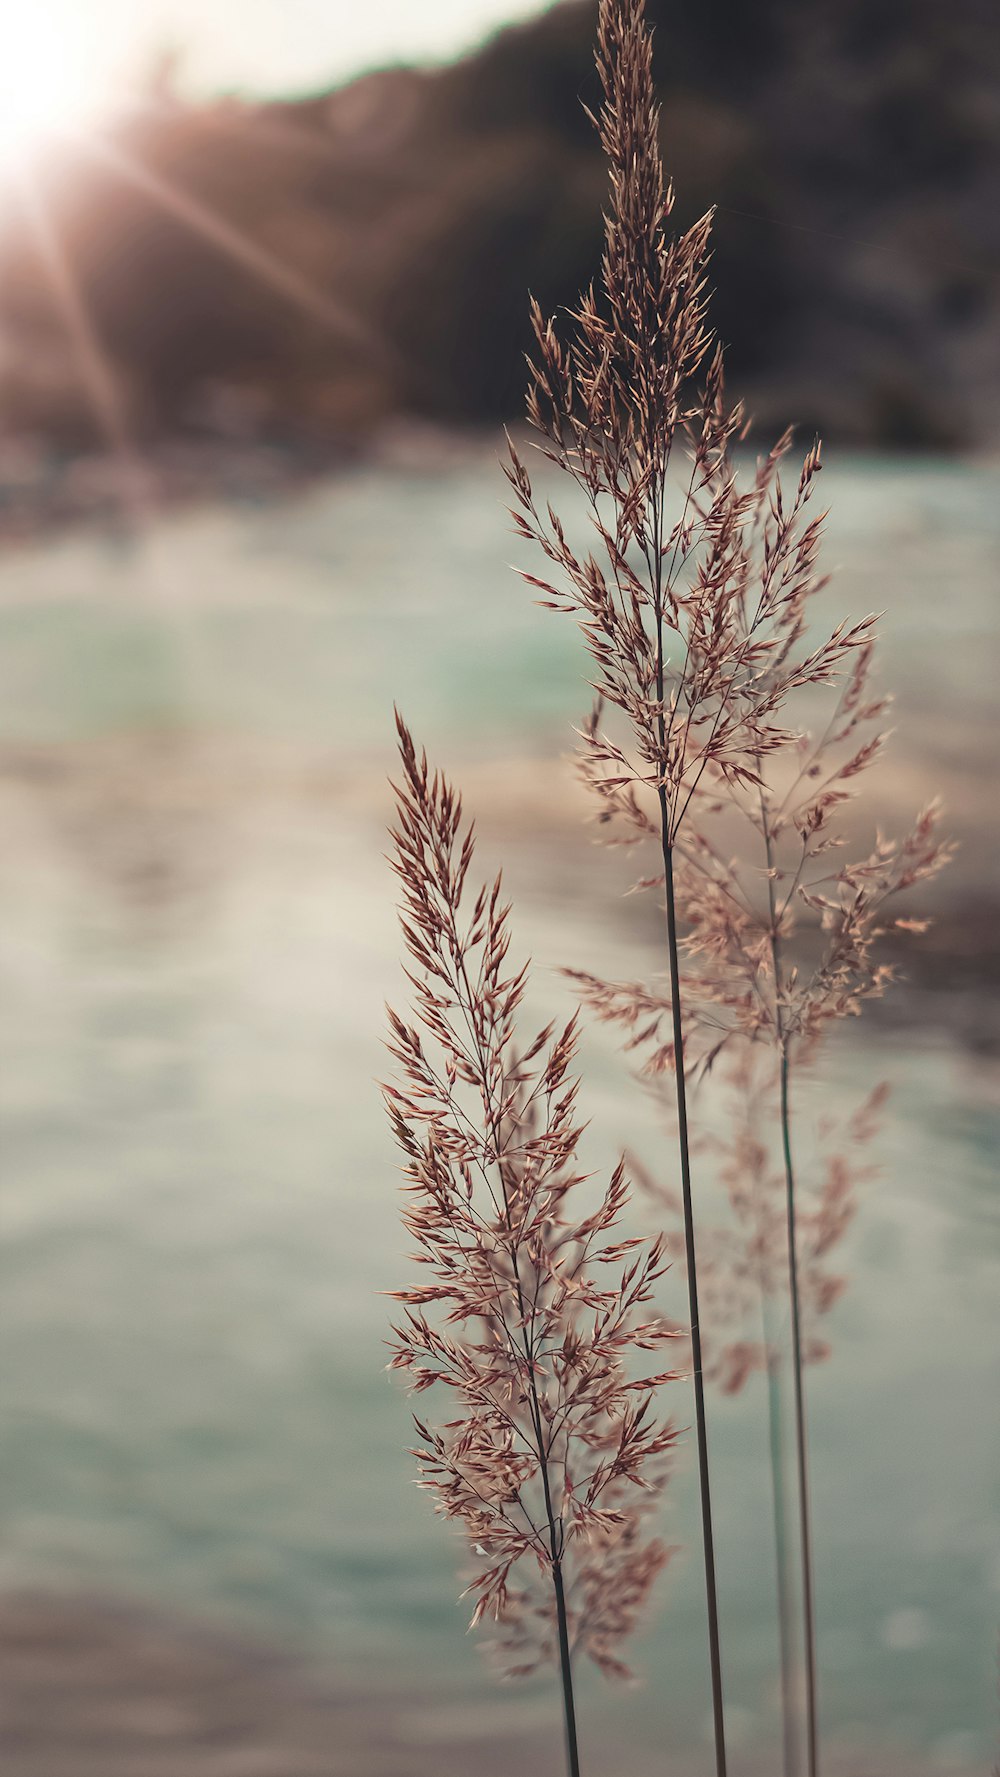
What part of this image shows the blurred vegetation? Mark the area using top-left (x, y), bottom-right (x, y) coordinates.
top-left (1, 0), bottom-right (998, 452)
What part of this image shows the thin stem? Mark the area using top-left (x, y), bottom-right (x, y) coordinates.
top-left (652, 480), bottom-right (728, 1774)
top-left (660, 829), bottom-right (728, 1777)
top-left (780, 1044), bottom-right (819, 1777)
top-left (520, 1291), bottom-right (581, 1777)
top-left (546, 1479), bottom-right (582, 1777)
top-left (764, 1341), bottom-right (800, 1777)
top-left (501, 1260), bottom-right (583, 1777)
top-left (761, 795), bottom-right (819, 1777)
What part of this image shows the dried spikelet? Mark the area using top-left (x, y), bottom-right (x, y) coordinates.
top-left (384, 713), bottom-right (679, 1683)
top-left (506, 37), bottom-right (873, 848)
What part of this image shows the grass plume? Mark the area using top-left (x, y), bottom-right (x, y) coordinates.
top-left (384, 0), bottom-right (951, 1767)
top-left (384, 714), bottom-right (680, 1774)
top-left (505, 0), bottom-right (950, 1768)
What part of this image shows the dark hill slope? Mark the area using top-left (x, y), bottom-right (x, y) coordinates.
top-left (1, 0), bottom-right (997, 448)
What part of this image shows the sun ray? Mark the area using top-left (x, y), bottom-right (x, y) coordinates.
top-left (74, 127), bottom-right (390, 365)
top-left (120, 90), bottom-right (346, 164)
top-left (12, 165), bottom-right (156, 538)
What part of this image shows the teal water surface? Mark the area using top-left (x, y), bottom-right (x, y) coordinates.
top-left (0, 454), bottom-right (997, 1770)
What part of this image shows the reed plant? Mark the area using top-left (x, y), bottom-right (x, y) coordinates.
top-left (384, 715), bottom-right (679, 1773)
top-left (384, 0), bottom-right (948, 1771)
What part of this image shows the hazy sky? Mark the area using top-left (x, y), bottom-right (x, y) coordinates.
top-left (176, 0), bottom-right (551, 91)
top-left (43, 0), bottom-right (552, 111)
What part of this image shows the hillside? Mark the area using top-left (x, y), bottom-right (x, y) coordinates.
top-left (1, 0), bottom-right (998, 452)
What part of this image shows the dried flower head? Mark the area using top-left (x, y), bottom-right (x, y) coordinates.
top-left (505, 14), bottom-right (875, 849)
top-left (384, 713), bottom-right (680, 1681)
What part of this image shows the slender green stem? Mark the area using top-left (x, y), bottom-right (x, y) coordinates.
top-left (780, 1045), bottom-right (819, 1777)
top-left (764, 1343), bottom-right (800, 1777)
top-left (660, 829), bottom-right (728, 1777)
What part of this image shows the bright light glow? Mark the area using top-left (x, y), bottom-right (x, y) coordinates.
top-left (0, 6), bottom-right (103, 167)
top-left (0, 0), bottom-right (557, 150)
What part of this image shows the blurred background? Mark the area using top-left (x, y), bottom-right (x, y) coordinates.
top-left (0, 2), bottom-right (998, 1773)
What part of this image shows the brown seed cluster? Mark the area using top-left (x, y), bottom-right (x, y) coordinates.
top-left (506, 5), bottom-right (877, 847)
top-left (384, 714), bottom-right (679, 1679)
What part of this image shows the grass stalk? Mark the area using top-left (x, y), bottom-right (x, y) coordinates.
top-left (551, 1554), bottom-right (583, 1777)
top-left (762, 803), bottom-right (818, 1776)
top-left (506, 1221), bottom-right (582, 1777)
top-left (387, 721), bottom-right (676, 1768)
top-left (780, 1043), bottom-right (819, 1777)
top-left (505, 2), bottom-right (948, 1760)
top-left (660, 827), bottom-right (728, 1777)
top-left (764, 1343), bottom-right (800, 1777)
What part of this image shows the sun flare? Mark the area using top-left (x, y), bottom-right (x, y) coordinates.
top-left (0, 7), bottom-right (100, 167)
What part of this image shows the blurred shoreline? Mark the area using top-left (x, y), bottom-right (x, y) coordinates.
top-left (0, 421), bottom-right (509, 548)
top-left (3, 419), bottom-right (1000, 555)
